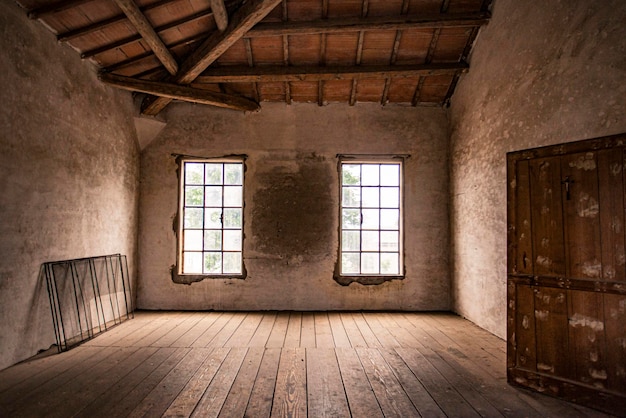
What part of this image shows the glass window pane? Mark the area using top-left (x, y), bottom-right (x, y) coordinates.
top-left (342, 187), bottom-right (360, 207)
top-left (204, 208), bottom-right (222, 229)
top-left (183, 252), bottom-right (202, 273)
top-left (224, 186), bottom-right (242, 206)
top-left (184, 230), bottom-right (203, 251)
top-left (342, 253), bottom-right (360, 274)
top-left (362, 187), bottom-right (379, 208)
top-left (204, 230), bottom-right (222, 251)
top-left (223, 209), bottom-right (242, 228)
top-left (381, 253), bottom-right (399, 275)
top-left (362, 231), bottom-right (379, 251)
top-left (342, 231), bottom-right (360, 251)
top-left (381, 231), bottom-right (399, 251)
top-left (223, 230), bottom-right (242, 251)
top-left (205, 164), bottom-right (223, 185)
top-left (185, 186), bottom-right (204, 206)
top-left (185, 163), bottom-right (204, 185)
top-left (361, 253), bottom-right (379, 274)
top-left (362, 165), bottom-right (379, 186)
top-left (342, 164), bottom-right (360, 185)
top-left (380, 187), bottom-right (399, 208)
top-left (381, 209), bottom-right (399, 229)
top-left (342, 209), bottom-right (361, 229)
top-left (362, 209), bottom-right (379, 229)
top-left (224, 164), bottom-right (243, 185)
top-left (204, 186), bottom-right (222, 206)
top-left (223, 252), bottom-right (242, 274)
top-left (203, 252), bottom-right (222, 274)
top-left (380, 164), bottom-right (400, 186)
top-left (184, 208), bottom-right (203, 228)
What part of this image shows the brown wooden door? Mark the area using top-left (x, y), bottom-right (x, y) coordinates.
top-left (507, 134), bottom-right (626, 415)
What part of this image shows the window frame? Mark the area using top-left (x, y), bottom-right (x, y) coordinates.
top-left (172, 156), bottom-right (247, 284)
top-left (335, 155), bottom-right (406, 285)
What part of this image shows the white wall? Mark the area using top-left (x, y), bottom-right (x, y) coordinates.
top-left (449, 0), bottom-right (626, 337)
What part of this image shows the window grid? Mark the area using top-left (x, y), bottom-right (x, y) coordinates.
top-left (180, 161), bottom-right (243, 275)
top-left (340, 162), bottom-right (402, 275)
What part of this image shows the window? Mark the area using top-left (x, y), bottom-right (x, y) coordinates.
top-left (340, 160), bottom-right (403, 276)
top-left (178, 159), bottom-right (244, 276)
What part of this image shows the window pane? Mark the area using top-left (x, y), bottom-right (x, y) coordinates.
top-left (342, 164), bottom-right (360, 185)
top-left (224, 209), bottom-right (242, 228)
top-left (224, 186), bottom-right (242, 206)
top-left (381, 253), bottom-right (399, 274)
top-left (205, 164), bottom-right (223, 185)
top-left (361, 253), bottom-right (379, 274)
top-left (342, 187), bottom-right (360, 207)
top-left (342, 231), bottom-right (360, 251)
top-left (223, 252), bottom-right (242, 274)
top-left (381, 231), bottom-right (399, 251)
top-left (204, 252), bottom-right (222, 273)
top-left (362, 187), bottom-right (379, 208)
top-left (361, 165), bottom-right (379, 186)
top-left (381, 209), bottom-right (399, 229)
top-left (224, 164), bottom-right (243, 185)
top-left (204, 230), bottom-right (222, 251)
top-left (342, 209), bottom-right (360, 229)
top-left (380, 187), bottom-right (399, 208)
top-left (184, 208), bottom-right (203, 228)
top-left (204, 208), bottom-right (222, 229)
top-left (184, 230), bottom-right (203, 251)
top-left (185, 186), bottom-right (204, 206)
top-left (223, 230), bottom-right (242, 251)
top-left (342, 253), bottom-right (360, 274)
top-left (204, 186), bottom-right (222, 206)
top-left (183, 252), bottom-right (202, 273)
top-left (362, 209), bottom-right (379, 229)
top-left (380, 164), bottom-right (399, 186)
top-left (362, 231), bottom-right (379, 251)
top-left (185, 163), bottom-right (204, 185)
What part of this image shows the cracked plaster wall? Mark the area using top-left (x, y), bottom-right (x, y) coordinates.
top-left (449, 0), bottom-right (626, 337)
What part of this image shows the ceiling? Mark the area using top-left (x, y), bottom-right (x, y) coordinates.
top-left (16, 0), bottom-right (491, 115)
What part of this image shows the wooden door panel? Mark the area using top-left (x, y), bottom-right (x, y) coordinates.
top-left (533, 287), bottom-right (571, 378)
top-left (604, 293), bottom-right (626, 393)
top-left (514, 284), bottom-right (536, 371)
top-left (514, 160), bottom-right (533, 275)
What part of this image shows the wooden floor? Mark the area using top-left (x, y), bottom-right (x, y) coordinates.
top-left (0, 311), bottom-right (613, 418)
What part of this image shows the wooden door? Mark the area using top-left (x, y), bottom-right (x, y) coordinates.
top-left (507, 134), bottom-right (626, 415)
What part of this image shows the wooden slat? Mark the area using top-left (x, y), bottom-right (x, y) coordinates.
top-left (306, 348), bottom-right (350, 416)
top-left (192, 312), bottom-right (236, 347)
top-left (170, 312), bottom-right (224, 347)
top-left (603, 293), bottom-right (626, 393)
top-left (339, 312), bottom-right (367, 347)
top-left (271, 347), bottom-right (307, 417)
top-left (247, 312), bottom-right (277, 347)
top-left (514, 159), bottom-right (534, 275)
top-left (534, 287), bottom-right (571, 379)
top-left (352, 313), bottom-right (382, 347)
top-left (515, 284), bottom-right (537, 372)
top-left (152, 312), bottom-right (204, 347)
top-left (265, 312), bottom-right (289, 347)
top-left (284, 312), bottom-right (302, 347)
top-left (327, 313), bottom-right (351, 347)
top-left (27, 0), bottom-right (94, 19)
top-left (217, 347), bottom-right (264, 417)
top-left (244, 348), bottom-right (281, 417)
top-left (224, 312), bottom-right (263, 347)
top-left (211, 0), bottom-right (229, 31)
top-left (208, 313), bottom-right (248, 347)
top-left (300, 312), bottom-right (317, 347)
top-left (314, 313), bottom-right (335, 348)
top-left (335, 347), bottom-right (384, 417)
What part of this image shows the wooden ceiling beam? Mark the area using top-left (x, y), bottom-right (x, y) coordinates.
top-left (211, 0), bottom-right (229, 31)
top-left (28, 0), bottom-right (95, 19)
top-left (112, 0), bottom-right (179, 75)
top-left (194, 62), bottom-right (468, 83)
top-left (141, 0), bottom-right (282, 116)
top-left (99, 72), bottom-right (259, 111)
top-left (247, 11), bottom-right (490, 37)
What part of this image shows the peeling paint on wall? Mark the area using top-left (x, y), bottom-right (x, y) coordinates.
top-left (569, 313), bottom-right (604, 332)
top-left (568, 153), bottom-right (596, 171)
top-left (576, 192), bottom-right (599, 218)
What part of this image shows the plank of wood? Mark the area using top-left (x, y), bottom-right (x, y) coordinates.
top-left (245, 348), bottom-right (281, 417)
top-left (356, 347), bottom-right (420, 417)
top-left (161, 347), bottom-right (229, 417)
top-left (266, 312), bottom-right (290, 348)
top-left (208, 313), bottom-right (248, 347)
top-left (363, 313), bottom-right (401, 348)
top-left (300, 312), bottom-right (317, 348)
top-left (284, 312), bottom-right (302, 347)
top-left (211, 0), bottom-right (229, 31)
top-left (306, 348), bottom-right (350, 417)
top-left (247, 312), bottom-right (277, 347)
top-left (191, 347), bottom-right (248, 417)
top-left (534, 287), bottom-right (572, 378)
top-left (335, 347), bottom-right (384, 417)
top-left (224, 312), bottom-right (263, 347)
top-left (81, 311), bottom-right (160, 347)
top-left (352, 313), bottom-right (382, 347)
top-left (217, 347), bottom-right (265, 418)
top-left (127, 348), bottom-right (212, 418)
top-left (170, 312), bottom-right (223, 347)
top-left (604, 293), bottom-right (626, 393)
top-left (328, 313), bottom-right (351, 348)
top-left (314, 313), bottom-right (335, 348)
top-left (271, 347), bottom-right (307, 417)
top-left (152, 312), bottom-right (204, 347)
top-left (513, 159), bottom-right (534, 275)
top-left (192, 312), bottom-right (236, 347)
top-left (104, 312), bottom-right (183, 347)
top-left (339, 312), bottom-right (367, 347)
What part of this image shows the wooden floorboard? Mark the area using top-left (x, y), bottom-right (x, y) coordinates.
top-left (0, 311), bottom-right (613, 418)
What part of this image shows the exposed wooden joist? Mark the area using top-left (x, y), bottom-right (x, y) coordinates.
top-left (194, 63), bottom-right (468, 83)
top-left (99, 72), bottom-right (259, 111)
top-left (113, 0), bottom-right (179, 75)
top-left (141, 0), bottom-right (282, 116)
top-left (28, 0), bottom-right (94, 19)
top-left (211, 0), bottom-right (229, 31)
top-left (246, 11), bottom-right (490, 37)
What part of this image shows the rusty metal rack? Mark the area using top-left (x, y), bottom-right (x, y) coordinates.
top-left (43, 254), bottom-right (134, 352)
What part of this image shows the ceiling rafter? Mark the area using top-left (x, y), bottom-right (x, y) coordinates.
top-left (28, 0), bottom-right (95, 19)
top-left (141, 0), bottom-right (283, 116)
top-left (211, 0), bottom-right (229, 31)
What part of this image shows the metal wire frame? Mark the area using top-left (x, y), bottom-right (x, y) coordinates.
top-left (43, 254), bottom-right (134, 352)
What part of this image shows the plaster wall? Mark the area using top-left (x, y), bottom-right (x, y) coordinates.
top-left (0, 2), bottom-right (140, 370)
top-left (139, 103), bottom-right (450, 311)
top-left (449, 0), bottom-right (626, 337)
